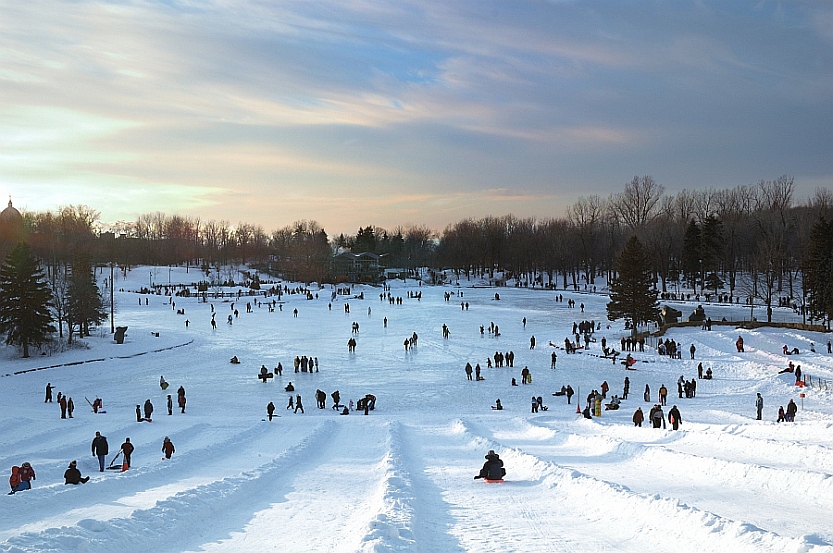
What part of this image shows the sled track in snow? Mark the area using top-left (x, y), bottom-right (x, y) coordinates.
top-left (0, 420), bottom-right (338, 553)
top-left (455, 417), bottom-right (830, 553)
top-left (500, 417), bottom-right (833, 542)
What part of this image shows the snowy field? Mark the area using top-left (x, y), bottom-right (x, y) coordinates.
top-left (2, 266), bottom-right (833, 553)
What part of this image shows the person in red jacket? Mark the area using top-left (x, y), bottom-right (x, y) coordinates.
top-left (162, 437), bottom-right (175, 459)
top-left (9, 462), bottom-right (36, 494)
top-left (120, 438), bottom-right (135, 469)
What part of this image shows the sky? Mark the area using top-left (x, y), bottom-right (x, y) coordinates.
top-left (1, 0), bottom-right (831, 236)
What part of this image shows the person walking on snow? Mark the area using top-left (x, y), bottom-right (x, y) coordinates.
top-left (267, 401), bottom-right (276, 421)
top-left (91, 431), bottom-right (108, 472)
top-left (668, 405), bottom-right (682, 430)
top-left (162, 437), bottom-right (175, 459)
top-left (632, 407), bottom-right (644, 427)
top-left (120, 438), bottom-right (134, 468)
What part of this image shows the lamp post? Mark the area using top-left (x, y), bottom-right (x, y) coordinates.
top-left (699, 259), bottom-right (703, 295)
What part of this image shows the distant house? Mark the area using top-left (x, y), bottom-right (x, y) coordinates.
top-left (331, 251), bottom-right (387, 283)
top-left (384, 268), bottom-right (406, 280)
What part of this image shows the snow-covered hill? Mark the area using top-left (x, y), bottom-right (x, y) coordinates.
top-left (2, 266), bottom-right (832, 553)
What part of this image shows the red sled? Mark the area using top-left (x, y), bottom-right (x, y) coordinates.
top-left (484, 478), bottom-right (505, 483)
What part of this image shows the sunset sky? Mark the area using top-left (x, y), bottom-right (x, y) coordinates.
top-left (1, 1), bottom-right (831, 235)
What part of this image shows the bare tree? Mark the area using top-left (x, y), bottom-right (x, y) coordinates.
top-left (610, 176), bottom-right (665, 233)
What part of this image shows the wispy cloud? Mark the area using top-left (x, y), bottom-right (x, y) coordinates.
top-left (1, 0), bottom-right (830, 234)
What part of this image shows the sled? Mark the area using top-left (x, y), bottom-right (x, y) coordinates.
top-left (143, 418), bottom-right (152, 422)
top-left (257, 372), bottom-right (274, 382)
top-left (161, 382), bottom-right (169, 390)
top-left (484, 478), bottom-right (505, 483)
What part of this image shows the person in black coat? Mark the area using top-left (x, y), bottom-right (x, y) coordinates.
top-left (668, 405), bottom-right (682, 430)
top-left (143, 399), bottom-right (153, 420)
top-left (474, 450), bottom-right (506, 480)
top-left (91, 431), bottom-right (108, 472)
top-left (64, 461), bottom-right (90, 484)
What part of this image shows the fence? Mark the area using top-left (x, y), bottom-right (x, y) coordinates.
top-left (804, 374), bottom-right (833, 392)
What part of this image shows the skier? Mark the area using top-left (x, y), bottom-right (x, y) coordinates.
top-left (162, 437), bottom-right (175, 459)
top-left (755, 393), bottom-right (763, 420)
top-left (91, 431), bottom-right (109, 472)
top-left (267, 401), bottom-right (276, 421)
top-left (120, 438), bottom-right (134, 468)
top-left (63, 461), bottom-right (89, 485)
top-left (474, 450), bottom-right (506, 481)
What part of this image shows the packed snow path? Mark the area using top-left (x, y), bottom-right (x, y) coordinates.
top-left (2, 268), bottom-right (832, 552)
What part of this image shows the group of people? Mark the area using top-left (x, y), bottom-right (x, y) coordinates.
top-left (10, 432), bottom-right (175, 494)
top-left (45, 383), bottom-right (76, 419)
top-left (631, 404), bottom-right (682, 430)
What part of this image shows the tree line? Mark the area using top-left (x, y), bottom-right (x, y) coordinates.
top-left (1, 175), bottom-right (832, 359)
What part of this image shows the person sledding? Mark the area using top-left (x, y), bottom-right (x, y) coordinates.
top-left (64, 461), bottom-right (90, 484)
top-left (474, 450), bottom-right (506, 482)
top-left (9, 463), bottom-right (35, 494)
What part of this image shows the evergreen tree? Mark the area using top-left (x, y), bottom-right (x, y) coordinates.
top-left (67, 252), bottom-right (106, 342)
top-left (804, 217), bottom-right (833, 329)
top-left (700, 214), bottom-right (725, 293)
top-left (681, 219), bottom-right (701, 289)
top-left (607, 236), bottom-right (659, 333)
top-left (0, 243), bottom-right (55, 357)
